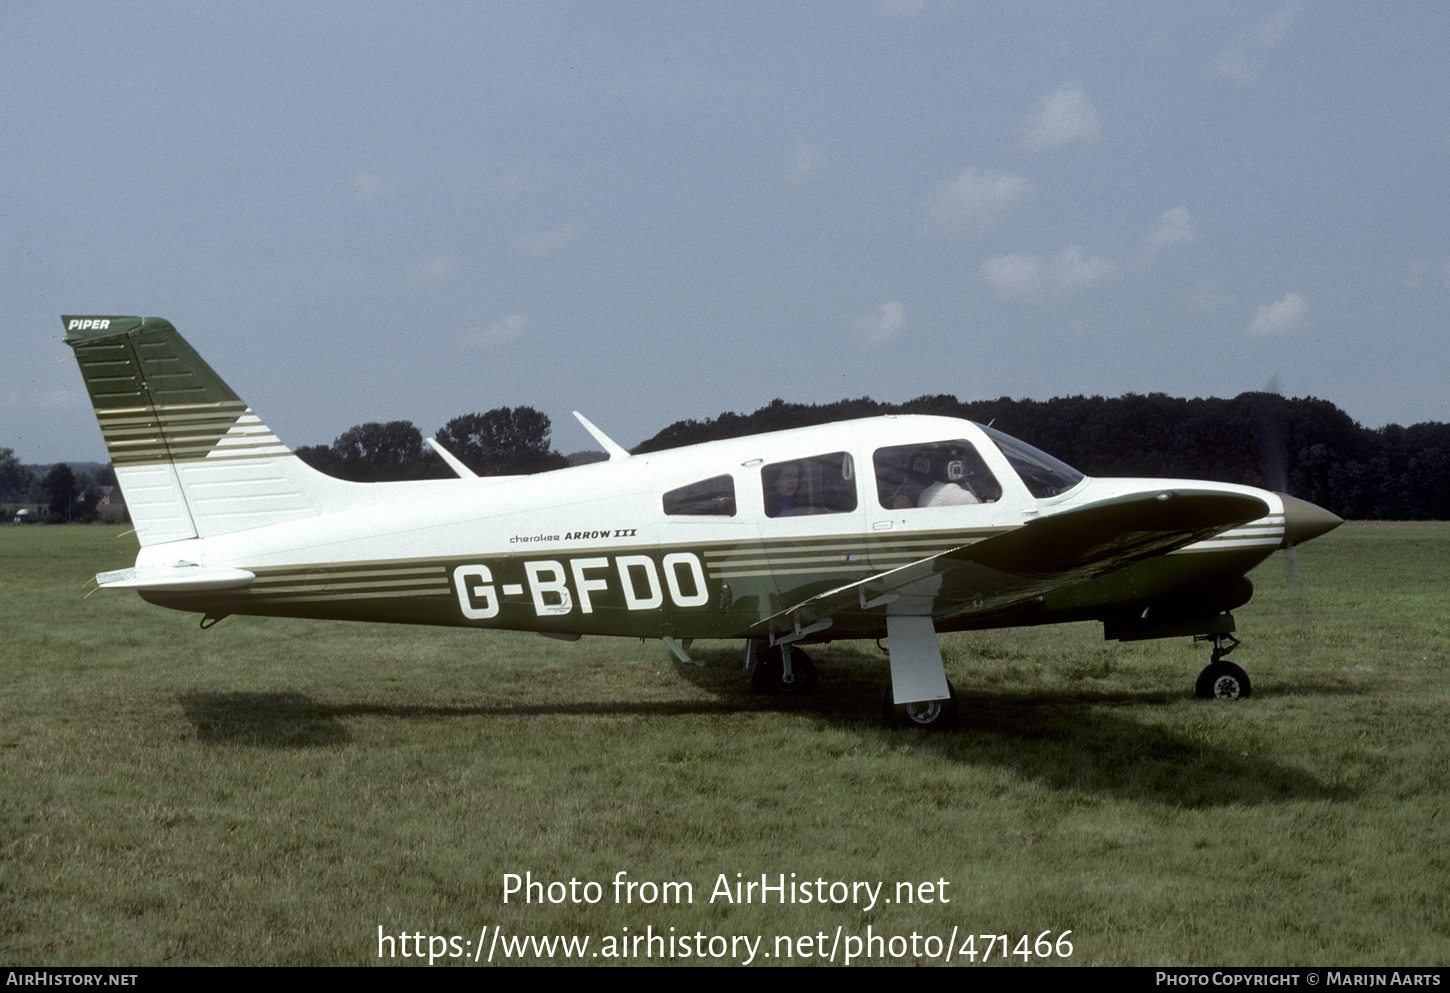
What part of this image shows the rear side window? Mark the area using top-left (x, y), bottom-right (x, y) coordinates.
top-left (663, 475), bottom-right (736, 516)
top-left (762, 452), bottom-right (857, 518)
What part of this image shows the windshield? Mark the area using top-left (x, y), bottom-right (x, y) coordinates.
top-left (979, 425), bottom-right (1085, 499)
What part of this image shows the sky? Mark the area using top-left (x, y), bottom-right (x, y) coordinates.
top-left (4, 1), bottom-right (1448, 464)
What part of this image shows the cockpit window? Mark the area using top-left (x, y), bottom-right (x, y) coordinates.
top-left (762, 452), bottom-right (857, 518)
top-left (980, 425), bottom-right (1085, 498)
top-left (663, 475), bottom-right (736, 516)
top-left (874, 441), bottom-right (1001, 509)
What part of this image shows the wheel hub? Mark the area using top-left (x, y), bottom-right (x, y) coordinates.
top-left (906, 701), bottom-right (942, 724)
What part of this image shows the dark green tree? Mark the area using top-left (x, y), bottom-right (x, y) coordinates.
top-left (435, 408), bottom-right (568, 476)
top-left (294, 443), bottom-right (344, 477)
top-left (44, 463), bottom-right (76, 520)
top-left (0, 448), bottom-right (31, 503)
top-left (334, 421), bottom-right (433, 482)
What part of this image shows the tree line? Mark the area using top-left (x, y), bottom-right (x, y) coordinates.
top-left (632, 392), bottom-right (1450, 522)
top-left (294, 407), bottom-right (570, 481)
top-left (0, 450), bottom-right (115, 522)
top-left (8, 395), bottom-right (1447, 522)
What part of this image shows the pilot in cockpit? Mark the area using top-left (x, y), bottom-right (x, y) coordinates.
top-left (890, 448), bottom-right (980, 508)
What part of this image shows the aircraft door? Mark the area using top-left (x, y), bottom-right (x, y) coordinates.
top-left (753, 450), bottom-right (870, 615)
top-left (657, 473), bottom-right (754, 638)
top-left (866, 439), bottom-right (1006, 573)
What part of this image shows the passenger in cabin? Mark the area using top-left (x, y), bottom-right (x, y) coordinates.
top-left (766, 462), bottom-right (803, 517)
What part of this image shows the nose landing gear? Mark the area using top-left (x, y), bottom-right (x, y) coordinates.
top-left (1194, 633), bottom-right (1251, 701)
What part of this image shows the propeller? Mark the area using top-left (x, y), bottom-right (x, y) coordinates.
top-left (1256, 376), bottom-right (1300, 586)
top-left (1255, 378), bottom-right (1343, 627)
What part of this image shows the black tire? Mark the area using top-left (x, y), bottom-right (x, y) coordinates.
top-left (882, 683), bottom-right (958, 729)
top-left (751, 645), bottom-right (816, 693)
top-left (1195, 660), bottom-right (1252, 701)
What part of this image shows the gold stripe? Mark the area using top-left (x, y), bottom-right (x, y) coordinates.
top-left (245, 577), bottom-right (451, 595)
top-left (239, 587), bottom-right (450, 604)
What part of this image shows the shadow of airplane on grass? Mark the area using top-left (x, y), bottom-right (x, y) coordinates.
top-left (180, 650), bottom-right (1350, 809)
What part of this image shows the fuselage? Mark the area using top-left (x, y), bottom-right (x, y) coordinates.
top-left (133, 415), bottom-right (1294, 643)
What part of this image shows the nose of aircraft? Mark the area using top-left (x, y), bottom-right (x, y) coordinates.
top-left (1277, 493), bottom-right (1344, 548)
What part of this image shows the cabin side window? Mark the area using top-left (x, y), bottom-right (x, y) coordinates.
top-left (662, 475), bottom-right (737, 516)
top-left (762, 452), bottom-right (857, 518)
top-left (873, 440), bottom-right (1002, 509)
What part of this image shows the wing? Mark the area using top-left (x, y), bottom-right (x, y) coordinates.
top-left (752, 488), bottom-right (1269, 638)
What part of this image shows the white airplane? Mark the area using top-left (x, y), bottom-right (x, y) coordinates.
top-left (63, 315), bottom-right (1343, 728)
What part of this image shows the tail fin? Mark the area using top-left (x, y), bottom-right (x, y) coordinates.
top-left (63, 316), bottom-right (348, 545)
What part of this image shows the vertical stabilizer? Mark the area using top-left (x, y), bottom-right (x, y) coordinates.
top-left (63, 316), bottom-right (344, 545)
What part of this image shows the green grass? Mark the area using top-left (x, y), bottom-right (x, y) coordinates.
top-left (1, 524), bottom-right (1447, 965)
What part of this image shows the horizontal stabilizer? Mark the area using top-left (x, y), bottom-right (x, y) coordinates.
top-left (96, 564), bottom-right (256, 591)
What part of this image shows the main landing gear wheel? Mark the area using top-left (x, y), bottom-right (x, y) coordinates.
top-left (1196, 661), bottom-right (1251, 701)
top-left (751, 645), bottom-right (817, 694)
top-left (882, 683), bottom-right (959, 730)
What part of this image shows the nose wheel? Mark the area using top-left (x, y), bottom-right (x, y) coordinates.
top-left (1194, 634), bottom-right (1251, 700)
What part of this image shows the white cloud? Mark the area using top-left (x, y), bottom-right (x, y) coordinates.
top-left (1213, 5), bottom-right (1299, 85)
top-left (409, 256), bottom-right (458, 284)
top-left (1247, 292), bottom-right (1306, 335)
top-left (1017, 84), bottom-right (1101, 151)
top-left (1053, 246), bottom-right (1118, 293)
top-left (980, 246), bottom-right (1118, 301)
top-left (463, 314), bottom-right (529, 350)
top-left (1211, 49), bottom-right (1257, 86)
top-left (790, 143), bottom-right (826, 188)
top-left (1254, 6), bottom-right (1298, 47)
top-left (352, 172), bottom-right (392, 203)
top-left (920, 167), bottom-right (1035, 237)
top-left (1403, 256), bottom-right (1450, 289)
top-left (1145, 206), bottom-right (1195, 253)
top-left (510, 227), bottom-right (578, 256)
top-left (854, 301), bottom-right (906, 345)
top-left (980, 253), bottom-right (1045, 299)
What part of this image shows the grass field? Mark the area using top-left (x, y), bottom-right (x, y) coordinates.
top-left (1, 524), bottom-right (1446, 966)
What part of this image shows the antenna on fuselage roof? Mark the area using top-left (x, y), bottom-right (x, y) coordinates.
top-left (573, 411), bottom-right (631, 461)
top-left (425, 437), bottom-right (478, 479)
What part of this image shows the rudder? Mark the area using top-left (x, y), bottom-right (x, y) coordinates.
top-left (64, 315), bottom-right (340, 545)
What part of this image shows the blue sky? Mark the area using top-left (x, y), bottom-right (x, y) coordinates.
top-left (5, 2), bottom-right (1448, 463)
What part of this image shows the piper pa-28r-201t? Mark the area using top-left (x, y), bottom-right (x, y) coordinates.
top-left (63, 315), bottom-right (1342, 728)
